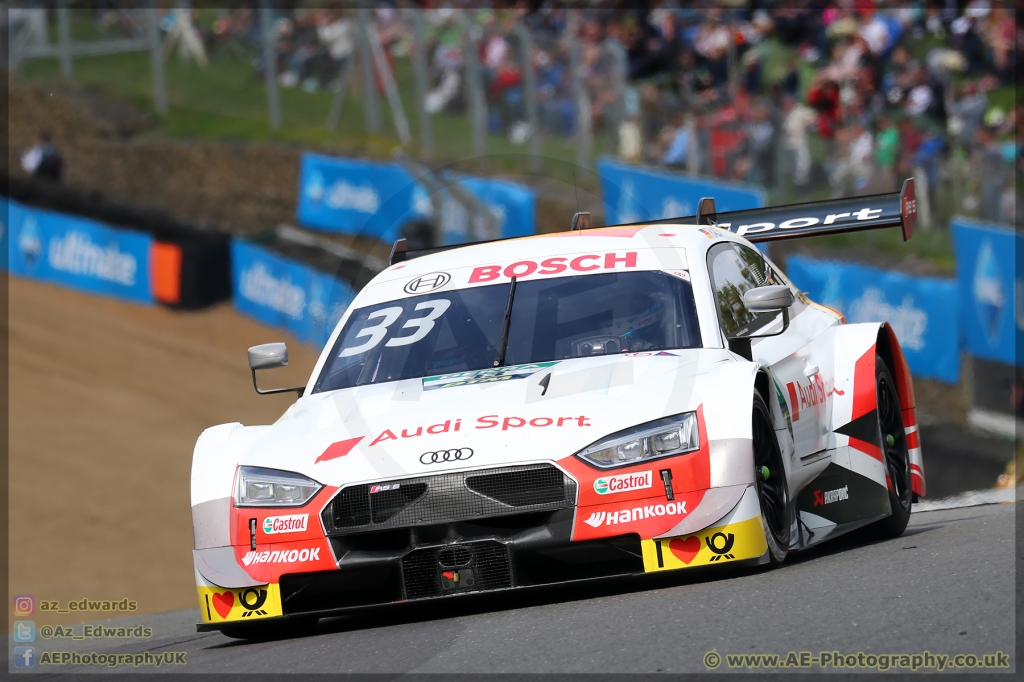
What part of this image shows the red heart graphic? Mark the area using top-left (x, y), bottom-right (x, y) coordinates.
top-left (316, 436), bottom-right (364, 464)
top-left (212, 591), bottom-right (234, 619)
top-left (668, 536), bottom-right (702, 565)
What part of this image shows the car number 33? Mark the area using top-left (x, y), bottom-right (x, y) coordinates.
top-left (339, 299), bottom-right (452, 357)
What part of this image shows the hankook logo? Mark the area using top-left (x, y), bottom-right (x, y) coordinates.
top-left (404, 272), bottom-right (451, 294)
top-left (420, 448), bottom-right (473, 464)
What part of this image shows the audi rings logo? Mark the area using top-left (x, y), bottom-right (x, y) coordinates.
top-left (420, 448), bottom-right (474, 464)
top-left (404, 272), bottom-right (451, 294)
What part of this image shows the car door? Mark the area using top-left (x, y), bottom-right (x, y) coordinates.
top-left (707, 242), bottom-right (831, 460)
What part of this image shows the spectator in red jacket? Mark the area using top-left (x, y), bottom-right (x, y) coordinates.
top-left (806, 73), bottom-right (842, 139)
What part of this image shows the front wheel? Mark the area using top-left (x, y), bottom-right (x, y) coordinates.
top-left (866, 355), bottom-right (912, 538)
top-left (752, 392), bottom-right (791, 565)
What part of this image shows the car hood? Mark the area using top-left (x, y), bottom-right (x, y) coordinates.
top-left (237, 349), bottom-right (734, 486)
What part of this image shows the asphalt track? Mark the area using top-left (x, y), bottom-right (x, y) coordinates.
top-left (20, 498), bottom-right (1017, 676)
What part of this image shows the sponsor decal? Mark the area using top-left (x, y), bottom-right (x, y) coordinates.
top-left (718, 206), bottom-right (885, 238)
top-left (705, 532), bottom-right (736, 561)
top-left (785, 375), bottom-right (843, 422)
top-left (698, 228), bottom-right (716, 240)
top-left (813, 485), bottom-right (849, 507)
top-left (197, 584), bottom-right (283, 623)
top-left (261, 514), bottom-right (308, 535)
top-left (666, 269), bottom-right (691, 282)
top-left (583, 500), bottom-right (687, 528)
top-left (241, 547), bottom-right (321, 566)
top-left (422, 361), bottom-right (559, 391)
top-left (774, 380), bottom-right (792, 429)
top-left (641, 514), bottom-right (768, 572)
top-left (468, 252), bottom-right (638, 283)
top-left (316, 436), bottom-right (364, 464)
top-left (622, 351), bottom-right (678, 357)
top-left (369, 414), bottom-right (591, 446)
top-left (404, 272), bottom-right (451, 295)
top-left (594, 470), bottom-right (653, 495)
top-left (420, 448), bottom-right (474, 465)
top-left (370, 483), bottom-right (402, 493)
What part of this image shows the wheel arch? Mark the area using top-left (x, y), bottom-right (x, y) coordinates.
top-left (876, 323), bottom-right (925, 497)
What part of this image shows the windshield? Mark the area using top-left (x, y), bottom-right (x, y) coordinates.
top-left (312, 271), bottom-right (702, 393)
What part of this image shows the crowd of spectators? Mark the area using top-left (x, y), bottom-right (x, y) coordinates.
top-left (184, 4), bottom-right (1019, 225)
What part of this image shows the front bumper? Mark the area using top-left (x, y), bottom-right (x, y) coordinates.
top-left (195, 486), bottom-right (767, 631)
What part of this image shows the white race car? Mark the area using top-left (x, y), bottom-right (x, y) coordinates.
top-left (192, 181), bottom-right (924, 637)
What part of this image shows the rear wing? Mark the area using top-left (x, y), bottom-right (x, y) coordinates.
top-left (389, 178), bottom-right (916, 265)
top-left (642, 177), bottom-right (917, 243)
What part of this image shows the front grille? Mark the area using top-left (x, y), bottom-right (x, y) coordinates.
top-left (323, 464), bottom-right (576, 536)
top-left (466, 467), bottom-right (567, 506)
top-left (402, 541), bottom-right (513, 599)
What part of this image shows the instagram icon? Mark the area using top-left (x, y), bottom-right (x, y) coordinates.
top-left (13, 595), bottom-right (35, 616)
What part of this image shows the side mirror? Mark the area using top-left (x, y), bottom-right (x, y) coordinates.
top-left (728, 287), bottom-right (796, 359)
top-left (248, 343), bottom-right (304, 397)
top-left (743, 285), bottom-right (795, 312)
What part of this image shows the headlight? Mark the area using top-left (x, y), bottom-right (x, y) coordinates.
top-left (235, 466), bottom-right (322, 507)
top-left (575, 412), bottom-right (700, 469)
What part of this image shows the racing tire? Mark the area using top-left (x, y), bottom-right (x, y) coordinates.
top-left (866, 355), bottom-right (912, 539)
top-left (219, 616), bottom-right (318, 641)
top-left (752, 392), bottom-right (791, 565)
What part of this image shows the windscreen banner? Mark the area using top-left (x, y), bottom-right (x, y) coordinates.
top-left (297, 154), bottom-right (535, 244)
top-left (231, 240), bottom-right (355, 349)
top-left (4, 198), bottom-right (154, 304)
top-left (950, 218), bottom-right (1022, 368)
top-left (597, 157), bottom-right (765, 225)
top-left (786, 255), bottom-right (960, 383)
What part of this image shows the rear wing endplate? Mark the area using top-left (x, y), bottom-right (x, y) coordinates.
top-left (644, 177), bottom-right (917, 243)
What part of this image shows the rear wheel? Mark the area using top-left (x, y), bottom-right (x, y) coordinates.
top-left (867, 355), bottom-right (912, 538)
top-left (752, 393), bottom-right (790, 565)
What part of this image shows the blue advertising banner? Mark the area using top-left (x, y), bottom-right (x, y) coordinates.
top-left (453, 175), bottom-right (536, 242)
top-left (597, 157), bottom-right (765, 225)
top-left (786, 256), bottom-right (961, 383)
top-left (1, 195), bottom-right (9, 271)
top-left (5, 199), bottom-right (154, 304)
top-left (232, 240), bottom-right (356, 349)
top-left (297, 154), bottom-right (536, 244)
top-left (950, 218), bottom-right (1022, 367)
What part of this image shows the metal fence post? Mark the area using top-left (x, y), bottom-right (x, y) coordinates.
top-left (325, 58), bottom-right (354, 131)
top-left (367, 24), bottom-right (411, 145)
top-left (567, 35), bottom-right (592, 172)
top-left (357, 8), bottom-right (380, 134)
top-left (410, 9), bottom-right (433, 159)
top-left (57, 1), bottom-right (73, 78)
top-left (148, 4), bottom-right (167, 114)
top-left (460, 13), bottom-right (487, 159)
top-left (260, 3), bottom-right (281, 130)
top-left (605, 37), bottom-right (627, 159)
top-left (516, 24), bottom-right (541, 172)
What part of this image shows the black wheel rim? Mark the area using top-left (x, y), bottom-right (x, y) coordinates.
top-left (878, 374), bottom-right (912, 511)
top-left (753, 404), bottom-right (789, 546)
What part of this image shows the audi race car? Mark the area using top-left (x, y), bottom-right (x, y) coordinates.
top-left (192, 180), bottom-right (925, 637)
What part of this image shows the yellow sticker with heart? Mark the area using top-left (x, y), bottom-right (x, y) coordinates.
top-left (641, 515), bottom-right (768, 572)
top-left (197, 583), bottom-right (283, 623)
